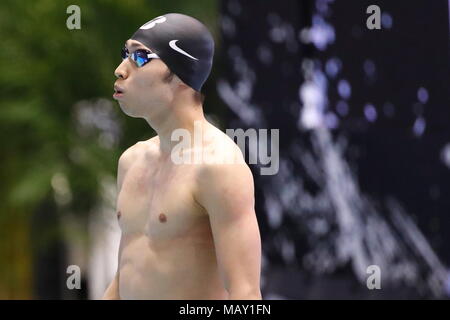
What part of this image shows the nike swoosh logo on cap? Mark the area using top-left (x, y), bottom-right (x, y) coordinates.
top-left (169, 40), bottom-right (199, 61)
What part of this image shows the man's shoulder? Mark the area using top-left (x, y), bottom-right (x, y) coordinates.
top-left (203, 124), bottom-right (245, 163)
top-left (197, 126), bottom-right (252, 182)
top-left (194, 127), bottom-right (255, 207)
top-left (119, 136), bottom-right (159, 168)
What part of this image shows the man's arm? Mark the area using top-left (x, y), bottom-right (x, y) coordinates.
top-left (102, 272), bottom-right (120, 300)
top-left (195, 160), bottom-right (262, 300)
top-left (101, 145), bottom-right (135, 300)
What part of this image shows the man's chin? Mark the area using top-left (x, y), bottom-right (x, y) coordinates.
top-left (118, 102), bottom-right (140, 118)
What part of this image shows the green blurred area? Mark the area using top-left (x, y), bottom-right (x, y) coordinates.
top-left (0, 0), bottom-right (221, 299)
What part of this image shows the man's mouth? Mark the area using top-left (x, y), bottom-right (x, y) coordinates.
top-left (113, 85), bottom-right (125, 99)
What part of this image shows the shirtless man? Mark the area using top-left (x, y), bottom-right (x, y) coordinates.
top-left (102, 13), bottom-right (262, 300)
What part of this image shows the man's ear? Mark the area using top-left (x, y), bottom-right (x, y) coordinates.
top-left (172, 74), bottom-right (189, 90)
top-left (163, 68), bottom-right (175, 83)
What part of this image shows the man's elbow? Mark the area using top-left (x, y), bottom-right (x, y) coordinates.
top-left (227, 286), bottom-right (262, 300)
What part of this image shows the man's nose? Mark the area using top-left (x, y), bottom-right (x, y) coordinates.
top-left (114, 60), bottom-right (129, 79)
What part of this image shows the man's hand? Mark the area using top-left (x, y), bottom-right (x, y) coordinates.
top-left (195, 160), bottom-right (262, 300)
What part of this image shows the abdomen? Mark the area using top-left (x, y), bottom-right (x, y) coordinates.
top-left (118, 233), bottom-right (227, 299)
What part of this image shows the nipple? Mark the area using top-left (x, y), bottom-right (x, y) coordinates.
top-left (159, 213), bottom-right (167, 223)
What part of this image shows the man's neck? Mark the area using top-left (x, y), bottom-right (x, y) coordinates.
top-left (146, 102), bottom-right (207, 155)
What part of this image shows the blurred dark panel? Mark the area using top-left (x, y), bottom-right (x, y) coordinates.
top-left (219, 0), bottom-right (450, 299)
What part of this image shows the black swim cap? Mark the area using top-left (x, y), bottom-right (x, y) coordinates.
top-left (130, 13), bottom-right (215, 92)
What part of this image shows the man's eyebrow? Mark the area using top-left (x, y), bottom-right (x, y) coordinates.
top-left (125, 42), bottom-right (146, 50)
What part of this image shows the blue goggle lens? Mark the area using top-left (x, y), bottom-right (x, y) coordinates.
top-left (121, 47), bottom-right (153, 68)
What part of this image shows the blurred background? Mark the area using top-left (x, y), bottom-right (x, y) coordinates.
top-left (0, 0), bottom-right (449, 299)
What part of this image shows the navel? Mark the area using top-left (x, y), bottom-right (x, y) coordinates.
top-left (159, 213), bottom-right (167, 223)
top-left (117, 211), bottom-right (121, 220)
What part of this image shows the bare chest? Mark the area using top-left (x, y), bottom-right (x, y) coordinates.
top-left (117, 160), bottom-right (208, 241)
